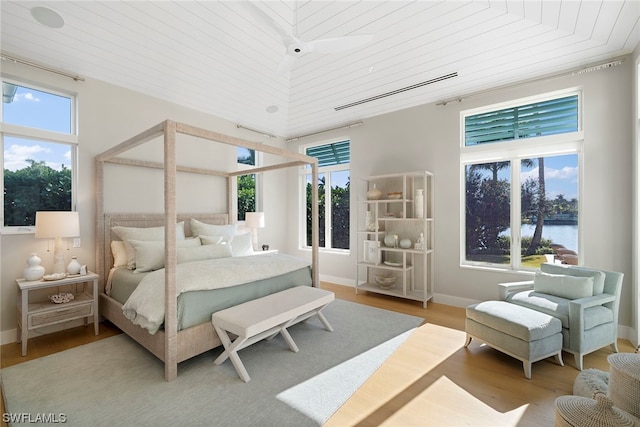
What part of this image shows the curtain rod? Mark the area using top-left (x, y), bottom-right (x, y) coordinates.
top-left (286, 121), bottom-right (363, 142)
top-left (236, 124), bottom-right (278, 139)
top-left (1, 53), bottom-right (84, 82)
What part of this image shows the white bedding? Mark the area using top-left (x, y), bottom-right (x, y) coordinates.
top-left (122, 253), bottom-right (311, 334)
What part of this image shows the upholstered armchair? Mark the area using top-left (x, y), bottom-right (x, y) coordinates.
top-left (498, 263), bottom-right (623, 370)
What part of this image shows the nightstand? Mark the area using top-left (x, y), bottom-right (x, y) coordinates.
top-left (16, 272), bottom-right (99, 356)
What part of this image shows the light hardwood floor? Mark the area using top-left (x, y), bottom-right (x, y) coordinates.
top-left (1, 282), bottom-right (634, 426)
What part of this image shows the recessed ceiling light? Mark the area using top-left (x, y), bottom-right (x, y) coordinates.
top-left (31, 6), bottom-right (65, 29)
top-left (266, 105), bottom-right (279, 114)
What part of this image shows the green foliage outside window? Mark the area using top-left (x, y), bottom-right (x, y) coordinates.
top-left (4, 160), bottom-right (71, 226)
top-left (237, 174), bottom-right (255, 221)
top-left (306, 176), bottom-right (350, 249)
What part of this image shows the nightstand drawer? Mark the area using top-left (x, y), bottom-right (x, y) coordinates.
top-left (28, 302), bottom-right (93, 328)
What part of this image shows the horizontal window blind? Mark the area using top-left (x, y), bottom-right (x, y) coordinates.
top-left (306, 140), bottom-right (350, 167)
top-left (465, 95), bottom-right (578, 146)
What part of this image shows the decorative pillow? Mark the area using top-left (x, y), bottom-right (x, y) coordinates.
top-left (190, 219), bottom-right (236, 240)
top-left (112, 223), bottom-right (186, 270)
top-left (541, 264), bottom-right (607, 295)
top-left (177, 243), bottom-right (232, 264)
top-left (198, 235), bottom-right (224, 246)
top-left (230, 232), bottom-right (254, 257)
top-left (111, 241), bottom-right (128, 268)
top-left (129, 238), bottom-right (201, 273)
top-left (533, 271), bottom-right (594, 300)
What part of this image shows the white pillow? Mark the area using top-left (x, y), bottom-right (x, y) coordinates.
top-left (190, 219), bottom-right (236, 240)
top-left (111, 241), bottom-right (128, 268)
top-left (112, 222), bottom-right (186, 269)
top-left (129, 238), bottom-right (201, 273)
top-left (230, 232), bottom-right (254, 257)
top-left (200, 233), bottom-right (254, 257)
top-left (177, 243), bottom-right (232, 264)
top-left (533, 271), bottom-right (594, 300)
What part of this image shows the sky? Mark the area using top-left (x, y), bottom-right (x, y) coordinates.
top-left (478, 154), bottom-right (579, 201)
top-left (2, 83), bottom-right (72, 172)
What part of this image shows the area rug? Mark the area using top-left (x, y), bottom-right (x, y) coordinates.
top-left (1, 300), bottom-right (422, 427)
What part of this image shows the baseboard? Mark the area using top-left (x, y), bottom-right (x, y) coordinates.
top-left (1, 318), bottom-right (95, 345)
top-left (617, 325), bottom-right (637, 346)
top-left (432, 293), bottom-right (479, 308)
top-left (1, 329), bottom-right (17, 346)
top-left (319, 274), bottom-right (354, 287)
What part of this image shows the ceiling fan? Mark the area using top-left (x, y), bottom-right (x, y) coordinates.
top-left (246, 2), bottom-right (374, 75)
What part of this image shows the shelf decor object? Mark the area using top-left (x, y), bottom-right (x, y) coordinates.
top-left (35, 211), bottom-right (80, 274)
top-left (356, 171), bottom-right (434, 308)
top-left (66, 256), bottom-right (81, 275)
top-left (415, 188), bottom-right (424, 218)
top-left (23, 253), bottom-right (45, 281)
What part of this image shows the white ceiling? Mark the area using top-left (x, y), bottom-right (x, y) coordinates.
top-left (1, 1), bottom-right (639, 139)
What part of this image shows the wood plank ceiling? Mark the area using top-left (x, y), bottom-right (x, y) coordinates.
top-left (1, 1), bottom-right (638, 139)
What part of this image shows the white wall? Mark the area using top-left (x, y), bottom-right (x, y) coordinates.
top-left (286, 57), bottom-right (636, 336)
top-left (0, 60), bottom-right (289, 343)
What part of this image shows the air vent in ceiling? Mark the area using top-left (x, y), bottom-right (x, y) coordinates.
top-left (334, 72), bottom-right (458, 111)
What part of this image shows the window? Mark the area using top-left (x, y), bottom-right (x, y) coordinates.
top-left (237, 147), bottom-right (256, 221)
top-left (1, 80), bottom-right (77, 230)
top-left (462, 91), bottom-right (581, 270)
top-left (301, 140), bottom-right (350, 251)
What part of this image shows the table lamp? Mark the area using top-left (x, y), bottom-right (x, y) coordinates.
top-left (35, 211), bottom-right (80, 274)
top-left (245, 212), bottom-right (265, 251)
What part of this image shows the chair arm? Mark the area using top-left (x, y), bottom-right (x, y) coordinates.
top-left (568, 294), bottom-right (616, 352)
top-left (497, 280), bottom-right (533, 300)
top-left (569, 294), bottom-right (615, 311)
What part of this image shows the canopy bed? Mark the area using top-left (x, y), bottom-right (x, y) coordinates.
top-left (96, 120), bottom-right (320, 381)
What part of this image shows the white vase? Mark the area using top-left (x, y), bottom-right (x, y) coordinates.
top-left (67, 256), bottom-right (81, 275)
top-left (24, 253), bottom-right (45, 281)
top-left (365, 211), bottom-right (377, 231)
top-left (367, 184), bottom-right (382, 200)
top-left (414, 189), bottom-right (424, 218)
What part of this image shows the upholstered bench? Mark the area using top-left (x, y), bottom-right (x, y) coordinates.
top-left (465, 300), bottom-right (564, 379)
top-left (211, 286), bottom-right (334, 382)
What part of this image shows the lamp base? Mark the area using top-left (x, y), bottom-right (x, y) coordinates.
top-left (52, 237), bottom-right (66, 275)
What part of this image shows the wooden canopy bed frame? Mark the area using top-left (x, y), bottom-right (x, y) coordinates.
top-left (95, 120), bottom-right (319, 381)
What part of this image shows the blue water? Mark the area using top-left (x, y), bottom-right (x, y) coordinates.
top-left (504, 224), bottom-right (578, 251)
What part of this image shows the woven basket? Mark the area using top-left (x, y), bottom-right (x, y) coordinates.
top-left (554, 393), bottom-right (635, 427)
top-left (607, 353), bottom-right (640, 419)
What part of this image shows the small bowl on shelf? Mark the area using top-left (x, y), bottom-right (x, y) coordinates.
top-left (374, 274), bottom-right (396, 290)
top-left (387, 192), bottom-right (403, 199)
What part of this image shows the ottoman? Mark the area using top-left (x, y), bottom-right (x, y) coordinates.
top-left (465, 300), bottom-right (564, 379)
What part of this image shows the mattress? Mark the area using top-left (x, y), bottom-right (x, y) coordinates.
top-left (108, 265), bottom-right (312, 331)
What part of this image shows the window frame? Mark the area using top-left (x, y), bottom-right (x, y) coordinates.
top-left (460, 89), bottom-right (583, 271)
top-left (0, 77), bottom-right (78, 234)
top-left (299, 139), bottom-right (351, 253)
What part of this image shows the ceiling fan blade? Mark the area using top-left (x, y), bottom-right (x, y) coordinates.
top-left (276, 54), bottom-right (298, 75)
top-left (307, 34), bottom-right (374, 54)
top-left (244, 2), bottom-right (290, 44)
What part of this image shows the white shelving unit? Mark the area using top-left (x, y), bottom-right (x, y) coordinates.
top-left (355, 171), bottom-right (433, 308)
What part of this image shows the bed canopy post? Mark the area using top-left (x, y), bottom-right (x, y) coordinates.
top-left (95, 158), bottom-right (105, 292)
top-left (311, 162), bottom-right (320, 287)
top-left (163, 120), bottom-right (178, 382)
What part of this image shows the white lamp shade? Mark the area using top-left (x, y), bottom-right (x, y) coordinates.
top-left (245, 212), bottom-right (265, 229)
top-left (35, 211), bottom-right (80, 238)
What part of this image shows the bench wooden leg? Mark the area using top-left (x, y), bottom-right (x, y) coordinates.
top-left (317, 309), bottom-right (333, 332)
top-left (213, 325), bottom-right (251, 382)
